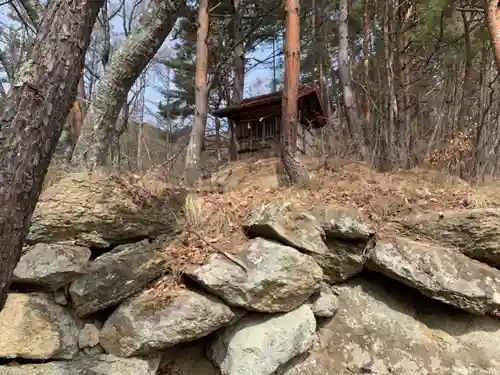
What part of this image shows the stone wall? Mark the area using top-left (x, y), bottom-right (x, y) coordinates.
top-left (2, 172), bottom-right (500, 375)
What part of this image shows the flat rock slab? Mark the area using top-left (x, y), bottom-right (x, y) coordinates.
top-left (279, 277), bottom-right (500, 375)
top-left (186, 237), bottom-right (323, 312)
top-left (26, 171), bottom-right (184, 245)
top-left (208, 304), bottom-right (316, 375)
top-left (100, 285), bottom-right (244, 357)
top-left (244, 201), bottom-right (328, 254)
top-left (0, 354), bottom-right (160, 375)
top-left (13, 243), bottom-right (90, 291)
top-left (397, 208), bottom-right (500, 267)
top-left (366, 236), bottom-right (500, 315)
top-left (0, 293), bottom-right (79, 360)
top-left (69, 240), bottom-right (167, 317)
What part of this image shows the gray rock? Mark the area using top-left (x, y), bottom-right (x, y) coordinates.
top-left (208, 304), bottom-right (316, 375)
top-left (186, 237), bottom-right (323, 312)
top-left (307, 283), bottom-right (338, 318)
top-left (74, 231), bottom-right (111, 248)
top-left (313, 205), bottom-right (375, 283)
top-left (311, 204), bottom-right (375, 241)
top-left (53, 288), bottom-right (68, 306)
top-left (100, 285), bottom-right (244, 357)
top-left (68, 240), bottom-right (167, 317)
top-left (0, 354), bottom-right (160, 375)
top-left (244, 202), bottom-right (370, 284)
top-left (366, 236), bottom-right (500, 315)
top-left (78, 323), bottom-right (100, 349)
top-left (13, 243), bottom-right (90, 291)
top-left (397, 208), bottom-right (500, 267)
top-left (0, 293), bottom-right (79, 360)
top-left (312, 239), bottom-right (368, 283)
top-left (244, 201), bottom-right (328, 254)
top-left (279, 278), bottom-right (500, 375)
top-left (26, 171), bottom-right (185, 245)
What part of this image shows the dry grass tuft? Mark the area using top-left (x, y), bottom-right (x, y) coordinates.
top-left (137, 274), bottom-right (186, 313)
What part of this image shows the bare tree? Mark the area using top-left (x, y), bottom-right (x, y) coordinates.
top-left (0, 0), bottom-right (103, 311)
top-left (338, 0), bottom-right (367, 160)
top-left (184, 0), bottom-right (209, 186)
top-left (362, 0), bottom-right (371, 150)
top-left (280, 0), bottom-right (309, 186)
top-left (486, 0), bottom-right (500, 73)
top-left (228, 0), bottom-right (244, 161)
top-left (72, 0), bottom-right (187, 170)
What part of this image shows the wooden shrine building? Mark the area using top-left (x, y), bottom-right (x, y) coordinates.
top-left (212, 84), bottom-right (326, 160)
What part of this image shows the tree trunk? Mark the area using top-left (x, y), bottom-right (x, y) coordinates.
top-left (315, 0), bottom-right (330, 121)
top-left (338, 0), bottom-right (367, 160)
top-left (72, 0), bottom-right (186, 169)
top-left (456, 10), bottom-right (472, 178)
top-left (380, 0), bottom-right (396, 169)
top-left (486, 0), bottom-right (500, 73)
top-left (0, 0), bottom-right (103, 312)
top-left (184, 0), bottom-right (209, 186)
top-left (396, 0), bottom-right (413, 168)
top-left (53, 67), bottom-right (86, 162)
top-left (281, 0), bottom-right (309, 186)
top-left (228, 0), bottom-right (245, 162)
top-left (111, 101), bottom-right (130, 167)
top-left (362, 0), bottom-right (371, 151)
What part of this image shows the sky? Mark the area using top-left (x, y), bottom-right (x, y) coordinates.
top-left (0, 1), bottom-right (279, 127)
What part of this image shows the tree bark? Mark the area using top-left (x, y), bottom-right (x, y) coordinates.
top-left (0, 0), bottom-right (103, 312)
top-left (184, 0), bottom-right (209, 186)
top-left (486, 0), bottom-right (500, 73)
top-left (281, 0), bottom-right (309, 186)
top-left (317, 0), bottom-right (331, 120)
top-left (396, 0), bottom-right (413, 168)
top-left (338, 0), bottom-right (367, 160)
top-left (72, 0), bottom-right (186, 169)
top-left (228, 0), bottom-right (245, 161)
top-left (380, 0), bottom-right (396, 169)
top-left (111, 101), bottom-right (130, 167)
top-left (456, 9), bottom-right (472, 178)
top-left (55, 67), bottom-right (86, 162)
top-left (362, 0), bottom-right (371, 151)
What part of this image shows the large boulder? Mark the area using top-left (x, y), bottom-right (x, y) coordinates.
top-left (279, 277), bottom-right (500, 375)
top-left (0, 293), bottom-right (79, 360)
top-left (208, 304), bottom-right (316, 375)
top-left (186, 237), bottom-right (323, 312)
top-left (69, 239), bottom-right (167, 317)
top-left (397, 208), bottom-right (500, 267)
top-left (27, 171), bottom-right (185, 245)
top-left (366, 236), bottom-right (500, 315)
top-left (13, 243), bottom-right (90, 291)
top-left (244, 202), bottom-right (328, 254)
top-left (310, 204), bottom-right (376, 241)
top-left (100, 285), bottom-right (244, 357)
top-left (0, 354), bottom-right (160, 375)
top-left (244, 202), bottom-right (372, 283)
